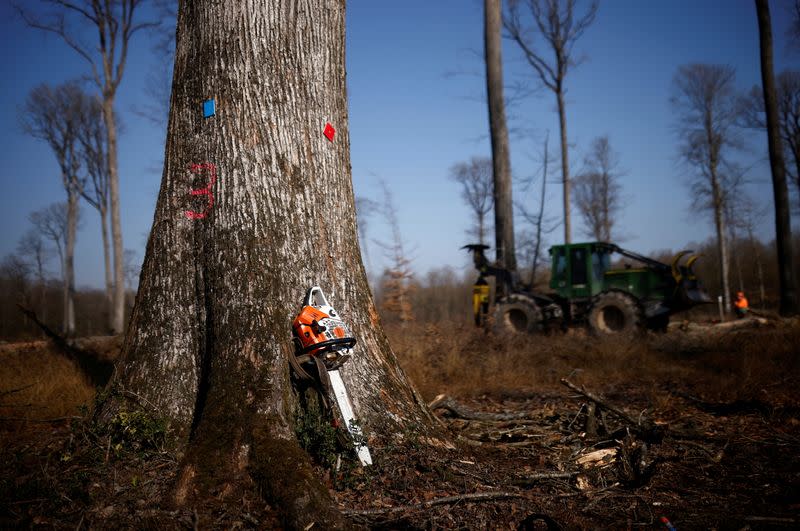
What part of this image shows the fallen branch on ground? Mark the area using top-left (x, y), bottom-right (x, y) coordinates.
top-left (512, 471), bottom-right (579, 487)
top-left (343, 491), bottom-right (525, 516)
top-left (560, 379), bottom-right (643, 429)
top-left (428, 394), bottom-right (530, 421)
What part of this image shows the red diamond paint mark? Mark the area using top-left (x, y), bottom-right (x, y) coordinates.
top-left (323, 122), bottom-right (336, 142)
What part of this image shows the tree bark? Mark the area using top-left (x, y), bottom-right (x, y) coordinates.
top-left (484, 0), bottom-right (516, 280)
top-left (108, 2), bottom-right (438, 527)
top-left (756, 0), bottom-right (799, 316)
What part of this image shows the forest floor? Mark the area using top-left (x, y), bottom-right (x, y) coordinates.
top-left (1, 316), bottom-right (799, 529)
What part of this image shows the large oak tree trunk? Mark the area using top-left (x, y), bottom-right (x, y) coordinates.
top-left (108, 1), bottom-right (438, 527)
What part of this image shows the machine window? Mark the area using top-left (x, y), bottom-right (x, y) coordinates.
top-left (592, 251), bottom-right (610, 282)
top-left (554, 249), bottom-right (566, 277)
top-left (570, 248), bottom-right (587, 285)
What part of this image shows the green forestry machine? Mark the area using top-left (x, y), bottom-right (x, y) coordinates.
top-left (465, 242), bottom-right (711, 335)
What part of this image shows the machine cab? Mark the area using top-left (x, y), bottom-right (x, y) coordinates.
top-left (549, 243), bottom-right (611, 299)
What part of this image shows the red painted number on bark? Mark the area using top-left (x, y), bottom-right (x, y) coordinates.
top-left (185, 163), bottom-right (217, 219)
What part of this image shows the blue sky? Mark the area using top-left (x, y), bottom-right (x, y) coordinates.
top-left (0, 0), bottom-right (797, 289)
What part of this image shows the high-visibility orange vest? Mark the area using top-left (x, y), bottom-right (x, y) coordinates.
top-left (734, 295), bottom-right (748, 309)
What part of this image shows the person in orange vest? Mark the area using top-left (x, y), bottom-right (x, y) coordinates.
top-left (733, 291), bottom-right (749, 318)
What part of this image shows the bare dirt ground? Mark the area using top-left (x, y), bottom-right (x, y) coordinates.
top-left (1, 318), bottom-right (799, 529)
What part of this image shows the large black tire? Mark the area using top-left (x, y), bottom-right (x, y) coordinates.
top-left (588, 292), bottom-right (643, 336)
top-left (493, 294), bottom-right (543, 334)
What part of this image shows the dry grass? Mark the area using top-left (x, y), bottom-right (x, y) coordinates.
top-left (1, 318), bottom-right (797, 424)
top-left (0, 341), bottom-right (95, 421)
top-left (386, 319), bottom-right (800, 409)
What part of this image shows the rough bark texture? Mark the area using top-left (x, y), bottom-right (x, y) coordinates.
top-left (755, 0), bottom-right (799, 316)
top-left (111, 1), bottom-right (437, 527)
top-left (484, 0), bottom-right (517, 279)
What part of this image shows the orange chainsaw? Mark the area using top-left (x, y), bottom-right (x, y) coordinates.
top-left (290, 286), bottom-right (372, 466)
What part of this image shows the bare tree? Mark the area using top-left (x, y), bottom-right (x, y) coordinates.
top-left (21, 83), bottom-right (88, 335)
top-left (75, 93), bottom-right (113, 326)
top-left (485, 0), bottom-right (517, 285)
top-left (755, 0), bottom-right (798, 316)
top-left (17, 230), bottom-right (52, 323)
top-left (450, 157), bottom-right (494, 245)
top-left (29, 204), bottom-right (68, 280)
top-left (740, 70), bottom-right (800, 214)
top-left (29, 203), bottom-right (74, 330)
top-left (671, 64), bottom-right (742, 313)
top-left (0, 255), bottom-right (32, 308)
top-left (516, 132), bottom-right (558, 285)
top-left (19, 0), bottom-right (157, 333)
top-left (573, 135), bottom-right (624, 242)
top-left (102, 3), bottom-right (438, 527)
top-left (504, 0), bottom-right (599, 244)
top-left (375, 182), bottom-right (415, 325)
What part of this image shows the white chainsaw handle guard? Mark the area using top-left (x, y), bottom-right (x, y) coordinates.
top-left (304, 286), bottom-right (330, 308)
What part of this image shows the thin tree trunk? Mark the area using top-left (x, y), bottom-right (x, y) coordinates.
top-left (756, 252), bottom-right (766, 308)
top-left (749, 230), bottom-right (766, 307)
top-left (531, 133), bottom-right (549, 287)
top-left (484, 0), bottom-right (516, 282)
top-left (36, 252), bottom-right (47, 327)
top-left (795, 152), bottom-right (800, 214)
top-left (100, 205), bottom-right (113, 330)
top-left (107, 2), bottom-right (438, 527)
top-left (103, 101), bottom-right (126, 333)
top-left (65, 193), bottom-right (78, 335)
top-left (756, 0), bottom-right (799, 316)
top-left (735, 246), bottom-right (744, 293)
top-left (731, 228), bottom-right (744, 292)
top-left (557, 90), bottom-right (571, 244)
top-left (712, 177), bottom-right (731, 313)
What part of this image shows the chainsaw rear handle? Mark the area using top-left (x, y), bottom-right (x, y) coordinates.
top-left (304, 286), bottom-right (330, 308)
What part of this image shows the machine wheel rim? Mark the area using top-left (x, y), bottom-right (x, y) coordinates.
top-left (600, 305), bottom-right (626, 332)
top-left (506, 308), bottom-right (529, 332)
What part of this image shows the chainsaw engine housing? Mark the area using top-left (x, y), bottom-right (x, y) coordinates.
top-left (292, 287), bottom-right (356, 357)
